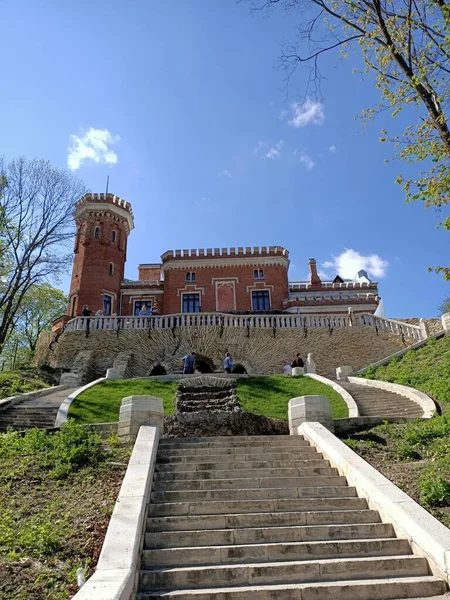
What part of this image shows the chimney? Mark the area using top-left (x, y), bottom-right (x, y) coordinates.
top-left (308, 258), bottom-right (322, 286)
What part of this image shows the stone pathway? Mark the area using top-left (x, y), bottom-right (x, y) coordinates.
top-left (0, 387), bottom-right (77, 431)
top-left (136, 435), bottom-right (444, 599)
top-left (337, 381), bottom-right (424, 418)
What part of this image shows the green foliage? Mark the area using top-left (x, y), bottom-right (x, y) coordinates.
top-left (0, 420), bottom-right (131, 599)
top-left (0, 370), bottom-right (49, 399)
top-left (235, 375), bottom-right (348, 420)
top-left (69, 379), bottom-right (179, 423)
top-left (0, 510), bottom-right (66, 557)
top-left (419, 465), bottom-right (450, 507)
top-left (0, 421), bottom-right (103, 481)
top-left (1, 283), bottom-right (67, 369)
top-left (70, 375), bottom-right (348, 424)
top-left (438, 297), bottom-right (450, 316)
top-left (363, 335), bottom-right (450, 411)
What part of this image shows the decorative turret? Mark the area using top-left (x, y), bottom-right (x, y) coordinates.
top-left (67, 193), bottom-right (134, 317)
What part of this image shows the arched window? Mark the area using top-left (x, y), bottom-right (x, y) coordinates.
top-left (94, 226), bottom-right (100, 239)
top-left (112, 230), bottom-right (117, 242)
top-left (109, 263), bottom-right (114, 276)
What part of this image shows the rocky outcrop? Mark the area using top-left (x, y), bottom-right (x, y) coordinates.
top-left (164, 410), bottom-right (288, 438)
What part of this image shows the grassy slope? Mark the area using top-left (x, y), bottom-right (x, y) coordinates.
top-left (68, 380), bottom-right (179, 423)
top-left (342, 336), bottom-right (450, 528)
top-left (69, 376), bottom-right (348, 424)
top-left (0, 424), bottom-right (131, 600)
top-left (364, 336), bottom-right (450, 413)
top-left (236, 376), bottom-right (348, 420)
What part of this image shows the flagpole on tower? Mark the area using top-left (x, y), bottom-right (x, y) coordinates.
top-left (105, 174), bottom-right (110, 196)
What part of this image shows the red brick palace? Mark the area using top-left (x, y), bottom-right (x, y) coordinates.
top-left (65, 193), bottom-right (380, 319)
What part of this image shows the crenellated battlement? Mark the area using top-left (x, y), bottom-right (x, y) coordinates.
top-left (161, 246), bottom-right (289, 263)
top-left (75, 192), bottom-right (134, 217)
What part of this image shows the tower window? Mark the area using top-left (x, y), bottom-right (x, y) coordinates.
top-left (186, 272), bottom-right (196, 282)
top-left (112, 230), bottom-right (117, 242)
top-left (103, 294), bottom-right (112, 316)
top-left (94, 226), bottom-right (101, 239)
top-left (109, 263), bottom-right (114, 276)
top-left (254, 269), bottom-right (264, 280)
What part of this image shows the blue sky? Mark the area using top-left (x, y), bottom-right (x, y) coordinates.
top-left (1, 0), bottom-right (448, 317)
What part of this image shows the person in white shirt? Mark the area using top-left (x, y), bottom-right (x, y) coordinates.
top-left (283, 361), bottom-right (292, 375)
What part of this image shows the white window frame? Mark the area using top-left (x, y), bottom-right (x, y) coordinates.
top-left (181, 292), bottom-right (201, 313)
top-left (251, 289), bottom-right (271, 311)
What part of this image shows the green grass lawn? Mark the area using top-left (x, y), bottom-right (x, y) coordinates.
top-left (236, 375), bottom-right (348, 420)
top-left (69, 375), bottom-right (348, 424)
top-left (364, 335), bottom-right (450, 412)
top-left (68, 380), bottom-right (178, 424)
top-left (343, 335), bottom-right (450, 529)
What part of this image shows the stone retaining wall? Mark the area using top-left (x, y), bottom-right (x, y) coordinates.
top-left (47, 325), bottom-right (407, 379)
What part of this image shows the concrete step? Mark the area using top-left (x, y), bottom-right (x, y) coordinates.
top-left (158, 436), bottom-right (308, 448)
top-left (155, 458), bottom-right (330, 473)
top-left (153, 475), bottom-right (347, 493)
top-left (147, 509), bottom-right (381, 532)
top-left (148, 496), bottom-right (368, 518)
top-left (157, 445), bottom-right (315, 458)
top-left (157, 450), bottom-right (321, 464)
top-left (143, 537), bottom-right (410, 568)
top-left (136, 575), bottom-right (446, 599)
top-left (154, 466), bottom-right (338, 482)
top-left (145, 523), bottom-right (395, 549)
top-left (140, 555), bottom-right (428, 591)
top-left (151, 485), bottom-right (358, 504)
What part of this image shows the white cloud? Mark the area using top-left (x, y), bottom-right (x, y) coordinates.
top-left (289, 99), bottom-right (325, 128)
top-left (218, 169), bottom-right (232, 178)
top-left (329, 145), bottom-right (337, 153)
top-left (323, 249), bottom-right (389, 279)
top-left (253, 141), bottom-right (268, 155)
top-left (299, 153), bottom-right (315, 170)
top-left (67, 127), bottom-right (120, 170)
top-left (279, 109), bottom-right (288, 120)
top-left (254, 140), bottom-right (284, 159)
top-left (317, 270), bottom-right (330, 280)
top-left (266, 140), bottom-right (284, 159)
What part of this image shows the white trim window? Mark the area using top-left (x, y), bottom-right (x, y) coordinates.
top-left (252, 290), bottom-right (270, 311)
top-left (182, 292), bottom-right (200, 313)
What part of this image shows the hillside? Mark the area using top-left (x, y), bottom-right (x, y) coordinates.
top-left (343, 335), bottom-right (450, 528)
top-left (364, 335), bottom-right (450, 413)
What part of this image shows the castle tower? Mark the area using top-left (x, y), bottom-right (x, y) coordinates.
top-left (68, 193), bottom-right (134, 317)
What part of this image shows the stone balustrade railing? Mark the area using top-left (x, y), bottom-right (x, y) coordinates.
top-left (63, 312), bottom-right (424, 340)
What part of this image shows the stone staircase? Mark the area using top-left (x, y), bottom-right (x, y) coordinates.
top-left (0, 387), bottom-right (75, 431)
top-left (337, 381), bottom-right (424, 418)
top-left (137, 435), bottom-right (445, 599)
top-left (175, 377), bottom-right (239, 413)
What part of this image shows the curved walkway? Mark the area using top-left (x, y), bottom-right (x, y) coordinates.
top-left (337, 381), bottom-right (424, 418)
